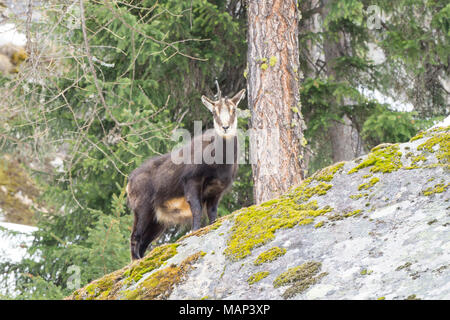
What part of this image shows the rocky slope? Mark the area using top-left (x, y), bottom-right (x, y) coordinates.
top-left (68, 122), bottom-right (449, 300)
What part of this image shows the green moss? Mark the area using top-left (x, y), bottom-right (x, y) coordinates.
top-left (261, 63), bottom-right (268, 70)
top-left (254, 247), bottom-right (287, 266)
top-left (291, 182), bottom-right (333, 203)
top-left (67, 243), bottom-right (182, 300)
top-left (69, 268), bottom-right (124, 300)
top-left (417, 131), bottom-right (449, 164)
top-left (409, 131), bottom-right (425, 142)
top-left (327, 214), bottom-right (344, 222)
top-left (395, 262), bottom-right (412, 271)
top-left (360, 269), bottom-right (373, 275)
top-left (344, 209), bottom-right (362, 218)
top-left (273, 262), bottom-right (320, 287)
top-left (273, 262), bottom-right (327, 299)
top-left (311, 162), bottom-right (345, 182)
top-left (411, 154), bottom-right (426, 165)
top-left (124, 251), bottom-right (205, 300)
top-left (269, 56), bottom-right (277, 67)
top-left (377, 296), bottom-right (386, 300)
top-left (348, 144), bottom-right (402, 174)
top-left (123, 243), bottom-right (179, 284)
top-left (224, 186), bottom-right (333, 260)
top-left (247, 271), bottom-right (270, 285)
top-left (314, 221), bottom-right (325, 228)
top-left (349, 193), bottom-right (368, 200)
top-left (405, 294), bottom-right (420, 300)
top-left (358, 177), bottom-right (380, 191)
top-left (422, 183), bottom-right (449, 196)
top-left (177, 216), bottom-right (227, 242)
top-left (122, 288), bottom-right (140, 300)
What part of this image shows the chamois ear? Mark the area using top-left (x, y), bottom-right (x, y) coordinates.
top-left (231, 89), bottom-right (246, 107)
top-left (201, 95), bottom-right (215, 113)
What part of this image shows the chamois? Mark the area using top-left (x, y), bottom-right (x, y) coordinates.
top-left (127, 83), bottom-right (246, 260)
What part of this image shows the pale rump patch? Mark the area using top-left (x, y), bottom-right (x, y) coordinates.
top-left (156, 197), bottom-right (193, 225)
top-left (126, 182), bottom-right (138, 210)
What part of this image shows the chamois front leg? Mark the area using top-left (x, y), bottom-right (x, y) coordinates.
top-left (184, 179), bottom-right (203, 230)
top-left (206, 195), bottom-right (221, 224)
top-left (130, 204), bottom-right (164, 260)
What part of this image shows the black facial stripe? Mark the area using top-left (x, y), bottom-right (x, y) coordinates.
top-left (230, 106), bottom-right (236, 120)
top-left (214, 112), bottom-right (223, 127)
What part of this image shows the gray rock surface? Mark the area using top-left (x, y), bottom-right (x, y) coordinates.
top-left (70, 120), bottom-right (449, 300)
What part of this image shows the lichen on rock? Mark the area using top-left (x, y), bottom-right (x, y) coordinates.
top-left (273, 261), bottom-right (327, 299)
top-left (253, 247), bottom-right (286, 266)
top-left (68, 243), bottom-right (180, 300)
top-left (247, 271), bottom-right (270, 285)
top-left (120, 251), bottom-right (206, 300)
top-left (224, 195), bottom-right (332, 260)
top-left (348, 144), bottom-right (402, 174)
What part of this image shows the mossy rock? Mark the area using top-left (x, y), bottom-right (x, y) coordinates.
top-left (67, 123), bottom-right (450, 300)
top-left (253, 247), bottom-right (286, 266)
top-left (0, 156), bottom-right (40, 225)
top-left (247, 271), bottom-right (270, 285)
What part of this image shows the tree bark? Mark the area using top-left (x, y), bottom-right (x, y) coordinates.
top-left (247, 0), bottom-right (305, 204)
top-left (328, 114), bottom-right (364, 162)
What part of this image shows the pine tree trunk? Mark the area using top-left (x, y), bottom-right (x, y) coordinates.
top-left (328, 114), bottom-right (364, 162)
top-left (322, 0), bottom-right (365, 162)
top-left (247, 0), bottom-right (305, 204)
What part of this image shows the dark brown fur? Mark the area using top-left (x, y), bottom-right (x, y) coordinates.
top-left (127, 129), bottom-right (239, 260)
top-left (127, 88), bottom-right (245, 260)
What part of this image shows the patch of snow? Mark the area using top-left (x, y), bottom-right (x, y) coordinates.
top-left (0, 222), bottom-right (36, 296)
top-left (13, 190), bottom-right (33, 207)
top-left (0, 221), bottom-right (36, 234)
top-left (50, 156), bottom-right (64, 173)
top-left (358, 86), bottom-right (414, 112)
top-left (431, 115), bottom-right (450, 129)
top-left (367, 42), bottom-right (386, 65)
top-left (0, 23), bottom-right (26, 46)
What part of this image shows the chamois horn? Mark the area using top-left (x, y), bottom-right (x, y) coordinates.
top-left (215, 78), bottom-right (221, 100)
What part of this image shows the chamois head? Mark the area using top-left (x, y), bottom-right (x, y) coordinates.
top-left (201, 81), bottom-right (246, 138)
